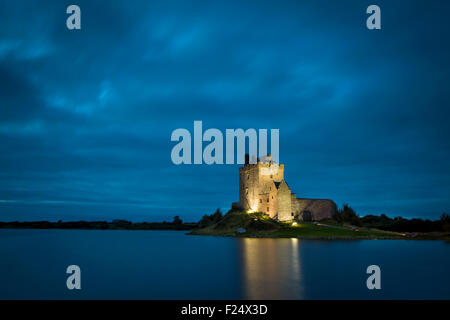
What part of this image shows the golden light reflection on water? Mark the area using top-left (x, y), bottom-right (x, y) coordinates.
top-left (238, 238), bottom-right (304, 299)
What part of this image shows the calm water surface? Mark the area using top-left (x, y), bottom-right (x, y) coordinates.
top-left (0, 229), bottom-right (449, 299)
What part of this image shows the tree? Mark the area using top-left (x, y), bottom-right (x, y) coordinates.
top-left (211, 208), bottom-right (223, 223)
top-left (197, 209), bottom-right (223, 228)
top-left (441, 213), bottom-right (450, 232)
top-left (198, 214), bottom-right (212, 228)
top-left (334, 203), bottom-right (362, 226)
top-left (172, 216), bottom-right (183, 225)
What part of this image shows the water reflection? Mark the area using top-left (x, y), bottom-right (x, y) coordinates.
top-left (238, 238), bottom-right (304, 299)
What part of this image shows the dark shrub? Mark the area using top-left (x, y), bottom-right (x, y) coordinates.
top-left (172, 216), bottom-right (183, 225)
top-left (333, 204), bottom-right (362, 226)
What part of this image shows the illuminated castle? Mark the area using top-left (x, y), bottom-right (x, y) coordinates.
top-left (232, 155), bottom-right (336, 221)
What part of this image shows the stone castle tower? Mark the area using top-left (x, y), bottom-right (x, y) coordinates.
top-left (232, 155), bottom-right (336, 221)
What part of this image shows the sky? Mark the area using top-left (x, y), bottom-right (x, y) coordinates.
top-left (0, 0), bottom-right (449, 222)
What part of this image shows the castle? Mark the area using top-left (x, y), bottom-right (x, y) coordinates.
top-left (232, 155), bottom-right (336, 221)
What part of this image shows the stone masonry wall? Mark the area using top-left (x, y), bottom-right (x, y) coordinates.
top-left (295, 198), bottom-right (336, 221)
top-left (239, 164), bottom-right (260, 211)
top-left (237, 160), bottom-right (335, 222)
top-left (277, 181), bottom-right (292, 221)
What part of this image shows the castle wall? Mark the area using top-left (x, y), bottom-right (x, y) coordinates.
top-left (277, 181), bottom-right (292, 221)
top-left (239, 160), bottom-right (284, 214)
top-left (239, 164), bottom-right (260, 211)
top-left (259, 163), bottom-right (284, 183)
top-left (291, 193), bottom-right (300, 215)
top-left (237, 158), bottom-right (335, 222)
top-left (295, 199), bottom-right (336, 221)
top-left (257, 182), bottom-right (278, 218)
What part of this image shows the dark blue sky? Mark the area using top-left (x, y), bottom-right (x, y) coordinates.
top-left (1, 1), bottom-right (449, 221)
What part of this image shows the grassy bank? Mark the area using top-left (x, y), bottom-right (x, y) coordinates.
top-left (189, 210), bottom-right (450, 240)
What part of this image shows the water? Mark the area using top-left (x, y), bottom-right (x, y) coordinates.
top-left (0, 229), bottom-right (449, 299)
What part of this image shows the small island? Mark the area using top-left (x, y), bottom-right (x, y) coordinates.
top-left (189, 208), bottom-right (450, 240)
top-left (189, 155), bottom-right (450, 240)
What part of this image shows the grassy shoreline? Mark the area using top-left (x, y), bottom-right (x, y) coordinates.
top-left (189, 211), bottom-right (450, 240)
top-left (1, 211), bottom-right (448, 240)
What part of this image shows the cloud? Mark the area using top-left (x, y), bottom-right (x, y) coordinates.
top-left (0, 0), bottom-right (449, 221)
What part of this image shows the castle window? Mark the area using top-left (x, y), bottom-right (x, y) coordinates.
top-left (291, 212), bottom-right (294, 217)
top-left (272, 196), bottom-right (273, 199)
top-left (247, 174), bottom-right (249, 180)
top-left (259, 199), bottom-right (262, 203)
top-left (267, 198), bottom-right (269, 202)
top-left (267, 207), bottom-right (269, 212)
